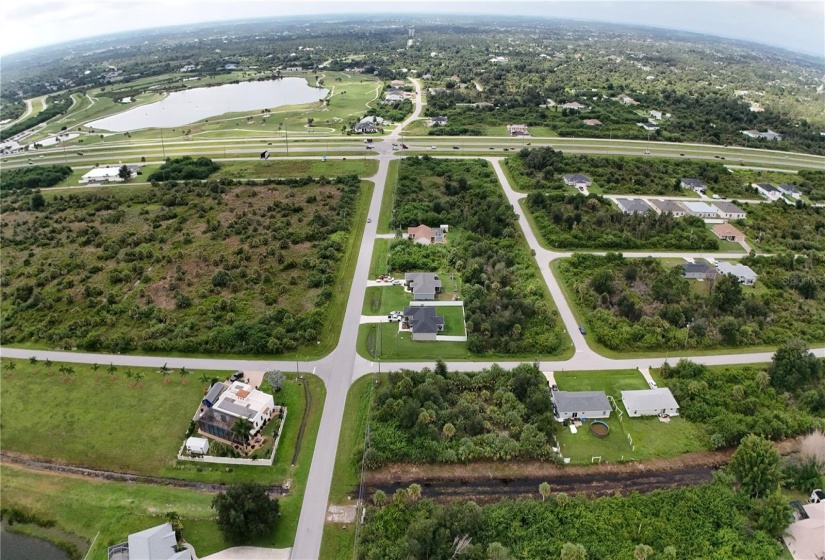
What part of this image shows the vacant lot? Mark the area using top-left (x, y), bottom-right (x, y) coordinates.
top-left (1, 175), bottom-right (368, 356)
top-left (213, 158), bottom-right (377, 180)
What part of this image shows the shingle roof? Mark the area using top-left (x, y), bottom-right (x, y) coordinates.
top-left (712, 201), bottom-right (745, 214)
top-left (552, 390), bottom-right (610, 415)
top-left (563, 173), bottom-right (591, 184)
top-left (616, 198), bottom-right (652, 213)
top-left (403, 306), bottom-right (445, 334)
top-left (621, 388), bottom-right (679, 411)
top-left (681, 178), bottom-right (707, 189)
top-left (405, 272), bottom-right (441, 296)
top-left (650, 199), bottom-right (687, 214)
top-left (681, 262), bottom-right (715, 275)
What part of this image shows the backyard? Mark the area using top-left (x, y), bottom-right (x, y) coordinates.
top-left (554, 369), bottom-right (706, 464)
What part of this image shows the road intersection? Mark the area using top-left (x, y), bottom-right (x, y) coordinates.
top-left (3, 76), bottom-right (824, 559)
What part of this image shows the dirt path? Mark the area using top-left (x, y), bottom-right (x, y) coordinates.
top-left (364, 439), bottom-right (802, 503)
top-left (0, 451), bottom-right (288, 495)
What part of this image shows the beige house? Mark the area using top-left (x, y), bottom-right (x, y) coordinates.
top-left (712, 223), bottom-right (744, 242)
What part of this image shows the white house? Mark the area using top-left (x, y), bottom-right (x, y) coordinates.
top-left (777, 184), bottom-right (802, 199)
top-left (562, 174), bottom-right (592, 189)
top-left (615, 198), bottom-right (652, 215)
top-left (552, 390), bottom-right (611, 421)
top-left (649, 199), bottom-right (688, 217)
top-left (712, 202), bottom-right (747, 220)
top-left (621, 388), bottom-right (680, 417)
top-left (506, 124), bottom-right (529, 136)
top-left (637, 121), bottom-right (659, 131)
top-left (81, 166), bottom-right (138, 184)
top-left (753, 183), bottom-right (782, 201)
top-left (185, 437), bottom-right (210, 455)
top-left (716, 262), bottom-right (757, 285)
top-left (649, 110), bottom-right (663, 120)
top-left (783, 502), bottom-right (824, 560)
top-left (197, 381), bottom-right (276, 443)
top-left (562, 101), bottom-right (588, 111)
top-left (682, 201), bottom-right (719, 219)
top-left (680, 178), bottom-right (707, 193)
top-left (107, 523), bottom-right (192, 560)
top-left (617, 93), bottom-right (639, 105)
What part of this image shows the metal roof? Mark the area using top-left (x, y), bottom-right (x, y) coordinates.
top-left (621, 388), bottom-right (679, 411)
top-left (552, 390), bottom-right (610, 414)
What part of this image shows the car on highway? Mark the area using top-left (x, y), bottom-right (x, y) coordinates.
top-left (77, 151), bottom-right (84, 155)
top-left (366, 145), bottom-right (374, 150)
top-left (680, 153), bottom-right (685, 156)
top-left (643, 150), bottom-right (650, 155)
top-left (489, 147), bottom-right (495, 150)
top-left (453, 146), bottom-right (460, 149)
top-left (579, 326), bottom-right (587, 335)
top-left (429, 146), bottom-right (437, 150)
top-left (367, 218), bottom-right (372, 223)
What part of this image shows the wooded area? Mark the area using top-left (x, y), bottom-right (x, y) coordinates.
top-left (0, 164), bottom-right (72, 192)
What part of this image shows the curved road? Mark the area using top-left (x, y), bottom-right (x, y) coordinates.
top-left (3, 75), bottom-right (825, 559)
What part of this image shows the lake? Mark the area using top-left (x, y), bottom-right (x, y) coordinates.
top-left (88, 78), bottom-right (328, 132)
top-left (0, 528), bottom-right (70, 560)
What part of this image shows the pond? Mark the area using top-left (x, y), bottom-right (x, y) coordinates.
top-left (88, 78), bottom-right (328, 132)
top-left (0, 528), bottom-right (70, 560)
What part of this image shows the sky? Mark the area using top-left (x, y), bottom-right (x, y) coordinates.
top-left (1, 0), bottom-right (823, 58)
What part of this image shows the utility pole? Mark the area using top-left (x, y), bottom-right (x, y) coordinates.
top-left (160, 128), bottom-right (166, 159)
top-left (285, 123), bottom-right (289, 155)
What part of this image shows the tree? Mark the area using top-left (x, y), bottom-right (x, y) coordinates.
top-left (555, 492), bottom-right (569, 508)
top-left (662, 546), bottom-right (677, 559)
top-left (754, 492), bottom-right (792, 539)
top-left (769, 339), bottom-right (822, 393)
top-left (307, 117), bottom-right (315, 126)
top-left (212, 483), bottom-right (279, 542)
top-left (29, 356), bottom-right (37, 365)
top-left (231, 418), bottom-right (254, 453)
top-left (407, 483), bottom-right (422, 503)
top-left (372, 489), bottom-right (387, 507)
top-left (178, 366), bottom-right (189, 378)
top-left (729, 434), bottom-right (782, 498)
top-left (6, 361), bottom-right (16, 371)
top-left (266, 370), bottom-right (285, 392)
top-left (633, 544), bottom-right (653, 560)
top-left (107, 363), bottom-right (117, 375)
top-left (118, 165), bottom-right (131, 181)
top-left (539, 482), bottom-right (552, 501)
top-left (442, 423), bottom-right (456, 439)
top-left (486, 542), bottom-right (513, 560)
top-left (560, 542), bottom-right (586, 560)
top-left (30, 192), bottom-right (45, 210)
top-left (711, 273), bottom-right (743, 312)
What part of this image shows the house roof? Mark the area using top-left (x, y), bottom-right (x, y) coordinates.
top-left (716, 261), bottom-right (757, 280)
top-left (203, 383), bottom-right (226, 406)
top-left (681, 262), bottom-right (715, 275)
top-left (405, 272), bottom-right (442, 295)
top-left (212, 382), bottom-right (274, 422)
top-left (778, 184), bottom-right (801, 194)
top-left (403, 306), bottom-right (445, 334)
top-left (712, 201), bottom-right (745, 214)
top-left (683, 201), bottom-right (717, 214)
top-left (712, 223), bottom-right (744, 238)
top-left (650, 199), bottom-right (687, 214)
top-left (552, 390), bottom-right (611, 415)
top-left (583, 119), bottom-right (602, 126)
top-left (681, 178), bottom-right (707, 189)
top-left (128, 523), bottom-right (189, 560)
top-left (563, 173), bottom-right (591, 184)
top-left (616, 198), bottom-right (652, 213)
top-left (562, 101), bottom-right (587, 109)
top-left (754, 183), bottom-right (777, 192)
top-left (621, 388), bottom-right (679, 411)
top-left (784, 502), bottom-right (825, 560)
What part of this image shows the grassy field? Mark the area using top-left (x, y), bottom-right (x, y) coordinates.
top-left (361, 285), bottom-right (411, 315)
top-left (318, 376), bottom-right (374, 560)
top-left (377, 159), bottom-right (399, 233)
top-left (212, 158), bottom-right (377, 180)
top-left (437, 306), bottom-right (466, 335)
top-left (368, 239), bottom-right (391, 278)
top-left (554, 369), bottom-right (706, 464)
top-left (357, 323), bottom-right (471, 360)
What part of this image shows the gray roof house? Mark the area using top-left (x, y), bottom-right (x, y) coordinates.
top-left (202, 383), bottom-right (226, 408)
top-left (403, 306), bottom-right (445, 341)
top-left (563, 174), bottom-right (592, 187)
top-left (753, 183), bottom-right (782, 200)
top-left (621, 388), bottom-right (680, 417)
top-left (716, 262), bottom-right (757, 285)
top-left (712, 201), bottom-right (747, 220)
top-left (777, 184), bottom-right (802, 199)
top-left (405, 272), bottom-right (442, 300)
top-left (680, 178), bottom-right (707, 192)
top-left (552, 390), bottom-right (611, 420)
top-left (615, 198), bottom-right (652, 215)
top-left (649, 199), bottom-right (688, 217)
top-left (429, 116), bottom-right (448, 126)
top-left (681, 261), bottom-right (717, 280)
top-left (108, 523), bottom-right (192, 560)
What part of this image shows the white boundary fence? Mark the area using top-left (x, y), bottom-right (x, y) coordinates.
top-left (177, 409), bottom-right (287, 467)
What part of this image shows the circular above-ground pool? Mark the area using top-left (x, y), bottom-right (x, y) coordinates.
top-left (590, 420), bottom-right (609, 438)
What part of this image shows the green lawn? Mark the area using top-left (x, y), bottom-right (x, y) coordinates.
top-left (369, 239), bottom-right (390, 278)
top-left (357, 323), bottom-right (471, 361)
top-left (437, 306), bottom-right (466, 335)
top-left (553, 369), bottom-right (706, 464)
top-left (319, 376), bottom-right (373, 560)
top-left (361, 285), bottom-right (412, 315)
top-left (377, 159), bottom-right (399, 233)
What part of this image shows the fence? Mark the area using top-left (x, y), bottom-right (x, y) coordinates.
top-left (177, 409), bottom-right (287, 467)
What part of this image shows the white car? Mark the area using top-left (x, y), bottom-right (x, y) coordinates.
top-left (810, 489), bottom-right (825, 503)
top-left (429, 146), bottom-right (437, 150)
top-left (392, 280), bottom-right (402, 285)
top-left (648, 381), bottom-right (658, 389)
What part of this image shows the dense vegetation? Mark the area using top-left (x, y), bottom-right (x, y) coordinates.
top-left (366, 99), bottom-right (413, 123)
top-left (0, 93), bottom-right (72, 141)
top-left (0, 164), bottom-right (72, 192)
top-left (0, 176), bottom-right (363, 354)
top-left (507, 147), bottom-right (751, 197)
top-left (390, 156), bottom-right (566, 355)
top-left (366, 363), bottom-right (556, 467)
top-left (661, 359), bottom-right (822, 449)
top-left (358, 477), bottom-right (785, 560)
top-left (557, 252), bottom-right (825, 351)
top-left (525, 192), bottom-right (719, 250)
top-left (739, 200), bottom-right (825, 252)
top-left (148, 156), bottom-right (221, 182)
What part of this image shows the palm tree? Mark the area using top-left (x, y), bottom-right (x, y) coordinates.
top-left (91, 363), bottom-right (99, 372)
top-left (199, 372), bottom-right (210, 383)
top-left (372, 490), bottom-right (386, 507)
top-left (6, 361), bottom-right (17, 371)
top-left (662, 546), bottom-right (677, 560)
top-left (45, 359), bottom-right (52, 368)
top-left (406, 483), bottom-right (422, 503)
top-left (539, 482), bottom-right (552, 502)
top-left (560, 542), bottom-right (586, 560)
top-left (633, 544), bottom-right (653, 560)
top-left (231, 418), bottom-right (253, 453)
top-left (178, 366), bottom-right (189, 378)
top-left (29, 356), bottom-right (37, 365)
top-left (134, 371), bottom-right (145, 384)
top-left (107, 363), bottom-right (117, 375)
top-left (159, 363), bottom-right (170, 376)
top-left (442, 423), bottom-right (456, 439)
top-left (555, 492), bottom-right (569, 508)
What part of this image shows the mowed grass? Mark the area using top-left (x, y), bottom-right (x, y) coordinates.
top-left (437, 306), bottom-right (466, 335)
top-left (0, 464), bottom-right (227, 560)
top-left (362, 285), bottom-right (412, 315)
top-left (319, 376), bottom-right (374, 560)
top-left (377, 159), bottom-right (399, 233)
top-left (369, 238), bottom-right (391, 278)
top-left (357, 323), bottom-right (471, 361)
top-left (213, 158), bottom-right (377, 179)
top-left (554, 369), bottom-right (706, 464)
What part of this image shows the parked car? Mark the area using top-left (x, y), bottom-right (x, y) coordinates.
top-left (401, 144), bottom-right (408, 149)
top-left (392, 279), bottom-right (402, 285)
top-left (578, 326), bottom-right (587, 335)
top-left (387, 314), bottom-right (401, 322)
top-left (648, 380), bottom-right (658, 389)
top-left (810, 489), bottom-right (825, 503)
top-left (551, 384), bottom-right (558, 391)
top-left (230, 371), bottom-right (244, 382)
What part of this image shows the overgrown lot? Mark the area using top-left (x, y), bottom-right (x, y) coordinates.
top-left (389, 156), bottom-right (568, 355)
top-left (0, 164), bottom-right (73, 192)
top-left (556, 252), bottom-right (825, 351)
top-left (0, 175), bottom-right (366, 355)
top-left (525, 192), bottom-right (719, 250)
top-left (739, 199), bottom-right (825, 252)
top-left (365, 363), bottom-right (557, 467)
top-left (507, 147), bottom-right (752, 197)
top-left (358, 478), bottom-right (784, 560)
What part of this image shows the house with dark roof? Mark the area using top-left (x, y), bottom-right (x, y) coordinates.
top-left (615, 198), bottom-right (652, 215)
top-left (680, 178), bottom-right (707, 192)
top-left (778, 184), bottom-right (802, 199)
top-left (107, 523), bottom-right (192, 560)
top-left (552, 389), bottom-right (611, 421)
top-left (429, 116), bottom-right (448, 126)
top-left (649, 199), bottom-right (688, 217)
top-left (753, 183), bottom-right (782, 201)
top-left (562, 174), bottom-right (592, 188)
top-left (712, 202), bottom-right (746, 220)
top-left (680, 261), bottom-right (717, 280)
top-left (405, 272), bottom-right (442, 300)
top-left (403, 306), bottom-right (445, 341)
